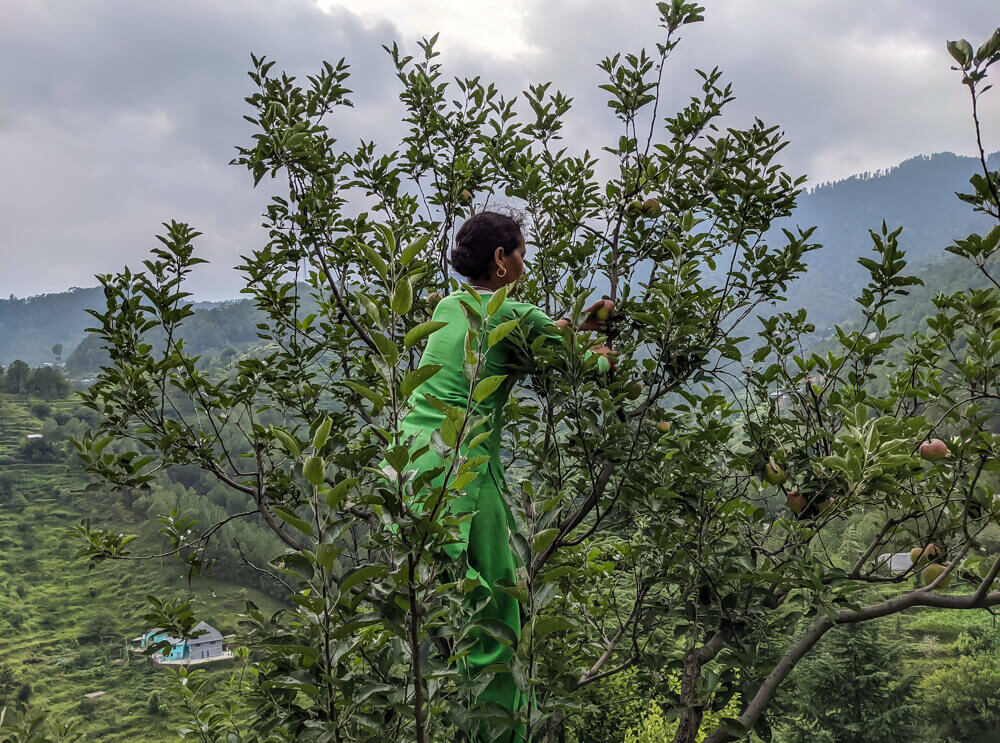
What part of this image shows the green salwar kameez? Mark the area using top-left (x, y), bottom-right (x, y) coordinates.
top-left (381, 288), bottom-right (607, 742)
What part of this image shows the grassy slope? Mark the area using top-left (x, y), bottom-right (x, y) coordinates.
top-left (0, 393), bottom-right (281, 741)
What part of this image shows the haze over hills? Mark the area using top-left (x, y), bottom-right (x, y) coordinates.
top-left (0, 151), bottom-right (995, 369)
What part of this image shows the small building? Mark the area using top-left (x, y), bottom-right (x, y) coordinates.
top-left (142, 621), bottom-right (226, 662)
top-left (875, 552), bottom-right (912, 574)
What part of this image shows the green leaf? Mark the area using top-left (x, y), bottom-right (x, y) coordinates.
top-left (371, 332), bottom-right (399, 365)
top-left (342, 381), bottom-right (384, 409)
top-left (473, 374), bottom-right (507, 402)
top-left (401, 364), bottom-right (441, 398)
top-left (947, 39), bottom-right (973, 68)
top-left (358, 243), bottom-right (387, 279)
top-left (488, 318), bottom-right (520, 347)
top-left (272, 506), bottom-right (314, 537)
top-left (533, 616), bottom-right (573, 638)
top-left (270, 426), bottom-right (301, 456)
top-left (312, 417), bottom-right (332, 452)
top-left (404, 320), bottom-right (448, 348)
top-left (449, 470), bottom-right (479, 492)
top-left (316, 543), bottom-right (341, 571)
top-left (486, 285), bottom-right (509, 315)
top-left (531, 528), bottom-right (559, 553)
top-left (475, 618), bottom-right (517, 647)
top-left (340, 564), bottom-right (387, 595)
top-left (400, 234), bottom-right (432, 265)
top-left (392, 278), bottom-right (413, 314)
top-left (385, 445), bottom-right (409, 472)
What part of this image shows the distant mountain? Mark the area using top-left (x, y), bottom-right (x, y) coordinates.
top-left (0, 288), bottom-right (236, 368)
top-left (776, 151), bottom-right (998, 335)
top-left (2, 151), bottom-right (995, 369)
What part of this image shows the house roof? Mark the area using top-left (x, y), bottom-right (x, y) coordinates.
top-left (146, 621), bottom-right (223, 646)
top-left (189, 621), bottom-right (224, 643)
top-left (876, 552), bottom-right (912, 573)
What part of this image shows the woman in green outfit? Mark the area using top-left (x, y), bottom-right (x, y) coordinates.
top-left (387, 211), bottom-right (614, 741)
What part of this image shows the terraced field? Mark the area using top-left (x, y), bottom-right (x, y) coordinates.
top-left (0, 394), bottom-right (280, 741)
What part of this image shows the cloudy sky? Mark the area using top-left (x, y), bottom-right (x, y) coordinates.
top-left (1, 1), bottom-right (997, 301)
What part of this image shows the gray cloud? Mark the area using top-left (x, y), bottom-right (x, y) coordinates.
top-left (1, 0), bottom-right (997, 301)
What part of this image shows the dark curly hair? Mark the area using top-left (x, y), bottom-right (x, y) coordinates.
top-left (450, 211), bottom-right (524, 281)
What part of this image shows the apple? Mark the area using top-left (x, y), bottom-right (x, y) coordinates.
top-left (657, 420), bottom-right (672, 433)
top-left (763, 461), bottom-right (787, 486)
top-left (426, 292), bottom-right (443, 310)
top-left (910, 544), bottom-right (940, 565)
top-left (921, 562), bottom-right (952, 590)
top-left (595, 304), bottom-right (613, 322)
top-left (625, 381), bottom-right (642, 400)
top-left (641, 198), bottom-right (662, 217)
top-left (626, 199), bottom-right (643, 217)
top-left (816, 497), bottom-right (835, 515)
top-left (459, 189), bottom-right (474, 204)
top-left (919, 438), bottom-right (951, 461)
top-left (786, 489), bottom-right (807, 516)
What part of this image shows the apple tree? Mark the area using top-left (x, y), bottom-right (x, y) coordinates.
top-left (63, 5), bottom-right (1000, 743)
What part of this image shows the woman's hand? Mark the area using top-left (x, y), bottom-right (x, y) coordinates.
top-left (579, 299), bottom-right (615, 332)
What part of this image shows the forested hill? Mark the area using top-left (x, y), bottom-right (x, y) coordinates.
top-left (2, 151), bottom-right (997, 370)
top-left (777, 151), bottom-right (999, 334)
top-left (0, 288), bottom-right (234, 368)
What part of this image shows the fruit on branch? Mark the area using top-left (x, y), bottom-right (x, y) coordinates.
top-left (595, 304), bottom-right (614, 322)
top-left (763, 460), bottom-right (787, 486)
top-left (626, 199), bottom-right (644, 217)
top-left (657, 420), bottom-right (672, 433)
top-left (625, 381), bottom-right (643, 400)
top-left (641, 198), bottom-right (662, 217)
top-left (459, 189), bottom-right (474, 204)
top-left (921, 562), bottom-right (952, 590)
top-left (426, 292), bottom-right (443, 310)
top-left (909, 544), bottom-right (941, 565)
top-left (816, 497), bottom-right (835, 515)
top-left (919, 438), bottom-right (951, 461)
top-left (786, 489), bottom-right (807, 516)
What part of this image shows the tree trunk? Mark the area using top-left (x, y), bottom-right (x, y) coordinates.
top-left (672, 647), bottom-right (706, 743)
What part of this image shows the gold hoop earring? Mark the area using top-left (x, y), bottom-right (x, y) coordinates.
top-left (497, 266), bottom-right (507, 278)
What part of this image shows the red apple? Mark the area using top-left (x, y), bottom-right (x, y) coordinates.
top-left (919, 438), bottom-right (951, 461)
top-left (657, 420), bottom-right (672, 433)
top-left (641, 198), bottom-right (662, 217)
top-left (910, 544), bottom-right (940, 565)
top-left (786, 489), bottom-right (807, 516)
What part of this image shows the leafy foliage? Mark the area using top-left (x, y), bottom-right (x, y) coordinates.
top-left (56, 8), bottom-right (1000, 743)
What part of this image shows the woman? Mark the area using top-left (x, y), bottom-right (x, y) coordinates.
top-left (384, 211), bottom-right (614, 741)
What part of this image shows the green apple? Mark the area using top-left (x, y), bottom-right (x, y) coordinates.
top-left (763, 461), bottom-right (787, 486)
top-left (641, 198), bottom-right (661, 217)
top-left (921, 562), bottom-right (952, 589)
